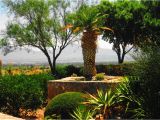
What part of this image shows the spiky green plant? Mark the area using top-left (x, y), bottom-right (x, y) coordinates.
top-left (116, 79), bottom-right (145, 119)
top-left (86, 89), bottom-right (119, 119)
top-left (70, 106), bottom-right (94, 120)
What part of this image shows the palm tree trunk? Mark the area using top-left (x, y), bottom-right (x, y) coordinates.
top-left (81, 29), bottom-right (98, 79)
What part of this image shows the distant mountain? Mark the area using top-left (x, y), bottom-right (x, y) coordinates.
top-left (0, 44), bottom-right (133, 65)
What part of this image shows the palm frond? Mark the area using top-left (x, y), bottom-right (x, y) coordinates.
top-left (100, 27), bottom-right (114, 32)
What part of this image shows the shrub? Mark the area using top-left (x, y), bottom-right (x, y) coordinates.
top-left (95, 73), bottom-right (105, 81)
top-left (116, 79), bottom-right (145, 119)
top-left (55, 65), bottom-right (67, 78)
top-left (96, 63), bottom-right (134, 76)
top-left (44, 92), bottom-right (86, 119)
top-left (0, 73), bottom-right (54, 116)
top-left (96, 65), bottom-right (106, 73)
top-left (129, 46), bottom-right (160, 118)
top-left (65, 65), bottom-right (82, 76)
top-left (55, 65), bottom-right (84, 78)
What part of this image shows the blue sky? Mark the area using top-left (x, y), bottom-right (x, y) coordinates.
top-left (0, 0), bottom-right (10, 34)
top-left (0, 1), bottom-right (6, 14)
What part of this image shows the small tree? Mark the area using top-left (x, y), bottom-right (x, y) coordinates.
top-left (99, 0), bottom-right (145, 63)
top-left (67, 4), bottom-right (112, 79)
top-left (3, 0), bottom-right (79, 76)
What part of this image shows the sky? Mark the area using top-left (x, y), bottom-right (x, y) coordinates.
top-left (0, 1), bottom-right (10, 35)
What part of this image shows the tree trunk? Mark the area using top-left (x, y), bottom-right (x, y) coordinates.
top-left (117, 50), bottom-right (125, 64)
top-left (51, 59), bottom-right (57, 76)
top-left (43, 52), bottom-right (57, 76)
top-left (81, 30), bottom-right (98, 79)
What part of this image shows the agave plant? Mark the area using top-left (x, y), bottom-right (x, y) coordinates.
top-left (86, 89), bottom-right (120, 119)
top-left (70, 106), bottom-right (94, 120)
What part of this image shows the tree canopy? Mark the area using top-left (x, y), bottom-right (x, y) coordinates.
top-left (140, 0), bottom-right (160, 46)
top-left (3, 0), bottom-right (79, 75)
top-left (99, 0), bottom-right (145, 63)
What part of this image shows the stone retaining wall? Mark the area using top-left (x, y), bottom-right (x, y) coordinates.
top-left (48, 77), bottom-right (122, 100)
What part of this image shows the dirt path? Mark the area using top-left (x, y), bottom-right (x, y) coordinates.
top-left (0, 113), bottom-right (24, 120)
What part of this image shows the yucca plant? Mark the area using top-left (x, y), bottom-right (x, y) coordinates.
top-left (70, 106), bottom-right (94, 120)
top-left (116, 79), bottom-right (146, 119)
top-left (128, 98), bottom-right (145, 119)
top-left (66, 4), bottom-right (112, 79)
top-left (86, 89), bottom-right (120, 119)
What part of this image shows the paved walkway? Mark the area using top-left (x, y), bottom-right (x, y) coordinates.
top-left (0, 113), bottom-right (24, 120)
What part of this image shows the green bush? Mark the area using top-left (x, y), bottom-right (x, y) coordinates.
top-left (65, 65), bottom-right (82, 76)
top-left (44, 92), bottom-right (86, 119)
top-left (129, 46), bottom-right (160, 118)
top-left (56, 65), bottom-right (67, 78)
top-left (55, 64), bottom-right (135, 77)
top-left (56, 65), bottom-right (83, 78)
top-left (95, 63), bottom-right (134, 76)
top-left (96, 65), bottom-right (106, 74)
top-left (116, 79), bottom-right (145, 119)
top-left (95, 73), bottom-right (105, 80)
top-left (0, 73), bottom-right (54, 116)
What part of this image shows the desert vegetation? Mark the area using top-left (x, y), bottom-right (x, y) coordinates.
top-left (0, 0), bottom-right (160, 119)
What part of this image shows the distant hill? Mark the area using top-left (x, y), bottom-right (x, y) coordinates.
top-left (0, 44), bottom-right (133, 65)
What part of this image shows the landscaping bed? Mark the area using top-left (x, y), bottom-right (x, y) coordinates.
top-left (48, 76), bottom-right (123, 100)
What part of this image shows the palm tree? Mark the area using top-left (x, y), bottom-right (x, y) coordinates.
top-left (67, 4), bottom-right (112, 79)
